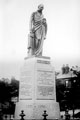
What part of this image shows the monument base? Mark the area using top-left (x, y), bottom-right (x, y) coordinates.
top-left (15, 100), bottom-right (60, 119)
top-left (14, 56), bottom-right (60, 119)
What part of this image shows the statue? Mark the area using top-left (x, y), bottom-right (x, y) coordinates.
top-left (28, 4), bottom-right (47, 56)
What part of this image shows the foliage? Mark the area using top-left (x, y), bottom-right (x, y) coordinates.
top-left (0, 77), bottom-right (19, 114)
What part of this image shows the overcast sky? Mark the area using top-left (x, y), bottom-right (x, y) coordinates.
top-left (0, 0), bottom-right (80, 79)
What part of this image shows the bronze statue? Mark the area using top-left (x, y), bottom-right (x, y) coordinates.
top-left (28, 4), bottom-right (47, 56)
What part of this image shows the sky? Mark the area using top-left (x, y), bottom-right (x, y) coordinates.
top-left (0, 0), bottom-right (80, 79)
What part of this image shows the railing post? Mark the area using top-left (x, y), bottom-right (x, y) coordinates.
top-left (19, 110), bottom-right (25, 120)
top-left (42, 110), bottom-right (48, 120)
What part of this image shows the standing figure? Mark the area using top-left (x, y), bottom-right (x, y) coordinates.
top-left (28, 4), bottom-right (47, 56)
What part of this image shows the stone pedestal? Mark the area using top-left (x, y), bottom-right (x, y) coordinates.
top-left (14, 56), bottom-right (60, 119)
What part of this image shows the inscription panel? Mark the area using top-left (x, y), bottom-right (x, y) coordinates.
top-left (37, 69), bottom-right (55, 100)
top-left (19, 70), bottom-right (33, 100)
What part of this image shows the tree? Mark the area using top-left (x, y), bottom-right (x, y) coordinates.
top-left (0, 77), bottom-right (19, 115)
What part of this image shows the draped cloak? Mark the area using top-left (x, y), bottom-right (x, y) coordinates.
top-left (28, 11), bottom-right (47, 56)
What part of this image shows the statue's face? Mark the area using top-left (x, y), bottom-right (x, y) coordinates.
top-left (38, 4), bottom-right (44, 12)
top-left (38, 7), bottom-right (43, 13)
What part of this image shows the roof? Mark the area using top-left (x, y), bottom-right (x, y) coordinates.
top-left (56, 71), bottom-right (77, 80)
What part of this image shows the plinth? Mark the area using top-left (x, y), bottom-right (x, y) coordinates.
top-left (14, 56), bottom-right (60, 119)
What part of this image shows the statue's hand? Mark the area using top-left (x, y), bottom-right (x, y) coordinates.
top-left (30, 28), bottom-right (35, 33)
top-left (32, 28), bottom-right (35, 33)
top-left (30, 29), bottom-right (32, 33)
top-left (44, 37), bottom-right (46, 40)
top-left (30, 30), bottom-right (34, 37)
top-left (42, 18), bottom-right (46, 23)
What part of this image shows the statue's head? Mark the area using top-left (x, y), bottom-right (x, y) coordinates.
top-left (38, 4), bottom-right (44, 11)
